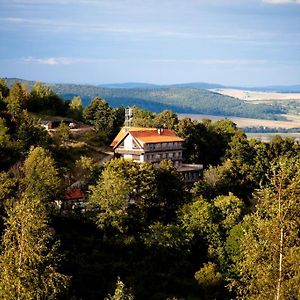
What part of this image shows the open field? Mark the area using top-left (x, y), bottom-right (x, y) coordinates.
top-left (246, 132), bottom-right (300, 142)
top-left (178, 113), bottom-right (300, 129)
top-left (210, 88), bottom-right (300, 102)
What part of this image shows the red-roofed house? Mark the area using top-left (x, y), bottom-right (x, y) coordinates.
top-left (59, 188), bottom-right (86, 213)
top-left (111, 127), bottom-right (202, 182)
top-left (111, 127), bottom-right (184, 168)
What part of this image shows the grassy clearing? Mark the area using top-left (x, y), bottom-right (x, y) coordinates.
top-left (178, 113), bottom-right (300, 129)
top-left (211, 89), bottom-right (300, 102)
top-left (246, 132), bottom-right (300, 142)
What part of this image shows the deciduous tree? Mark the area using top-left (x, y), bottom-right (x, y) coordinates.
top-left (24, 146), bottom-right (60, 201)
top-left (232, 157), bottom-right (300, 300)
top-left (0, 193), bottom-right (69, 299)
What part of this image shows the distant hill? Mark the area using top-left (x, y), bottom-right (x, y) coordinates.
top-left (98, 82), bottom-right (159, 89)
top-left (97, 82), bottom-right (300, 92)
top-left (98, 82), bottom-right (226, 90)
top-left (2, 77), bottom-right (289, 120)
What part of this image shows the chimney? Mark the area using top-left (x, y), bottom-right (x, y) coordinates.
top-left (157, 128), bottom-right (164, 135)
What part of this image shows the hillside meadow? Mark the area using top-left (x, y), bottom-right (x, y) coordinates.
top-left (178, 113), bottom-right (300, 129)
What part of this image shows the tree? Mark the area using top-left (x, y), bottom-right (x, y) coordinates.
top-left (232, 157), bottom-right (300, 300)
top-left (0, 171), bottom-right (16, 212)
top-left (105, 277), bottom-right (134, 300)
top-left (16, 111), bottom-right (51, 153)
top-left (73, 155), bottom-right (102, 188)
top-left (142, 222), bottom-right (190, 250)
top-left (213, 193), bottom-right (245, 234)
top-left (0, 117), bottom-right (10, 148)
top-left (153, 160), bottom-right (186, 222)
top-left (179, 197), bottom-right (221, 248)
top-left (193, 162), bottom-right (232, 199)
top-left (89, 158), bottom-right (157, 235)
top-left (29, 82), bottom-right (66, 115)
top-left (154, 110), bottom-right (179, 129)
top-left (83, 97), bottom-right (114, 135)
top-left (111, 107), bottom-right (125, 138)
top-left (0, 193), bottom-right (69, 299)
top-left (53, 122), bottom-right (71, 146)
top-left (131, 107), bottom-right (156, 128)
top-left (69, 96), bottom-right (83, 120)
top-left (0, 79), bottom-right (9, 101)
top-left (6, 82), bottom-right (26, 118)
top-left (24, 146), bottom-right (60, 202)
top-left (195, 262), bottom-right (223, 299)
top-left (89, 166), bottom-right (131, 234)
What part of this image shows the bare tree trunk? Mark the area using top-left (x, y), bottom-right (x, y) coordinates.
top-left (275, 227), bottom-right (284, 300)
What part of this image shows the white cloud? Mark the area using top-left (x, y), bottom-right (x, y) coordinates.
top-left (21, 57), bottom-right (117, 65)
top-left (23, 57), bottom-right (77, 65)
top-left (262, 0), bottom-right (300, 4)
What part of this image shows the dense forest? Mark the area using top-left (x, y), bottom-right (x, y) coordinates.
top-left (3, 78), bottom-right (287, 120)
top-left (0, 79), bottom-right (299, 300)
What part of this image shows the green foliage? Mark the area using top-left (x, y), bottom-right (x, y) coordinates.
top-left (232, 157), bottom-right (300, 300)
top-left (83, 97), bottom-right (116, 142)
top-left (143, 222), bottom-right (191, 250)
top-left (105, 277), bottom-right (134, 300)
top-left (53, 122), bottom-right (71, 146)
top-left (176, 117), bottom-right (238, 166)
top-left (0, 171), bottom-right (16, 209)
top-left (89, 159), bottom-right (158, 234)
top-left (193, 163), bottom-right (232, 199)
top-left (29, 82), bottom-right (67, 116)
top-left (6, 81), bottom-right (27, 118)
top-left (154, 160), bottom-right (186, 222)
top-left (16, 111), bottom-right (51, 153)
top-left (0, 193), bottom-right (69, 299)
top-left (0, 79), bottom-right (9, 99)
top-left (154, 109), bottom-right (179, 129)
top-left (213, 193), bottom-right (245, 233)
top-left (69, 96), bottom-right (83, 120)
top-left (0, 117), bottom-right (10, 147)
top-left (195, 262), bottom-right (223, 290)
top-left (83, 97), bottom-right (114, 131)
top-left (131, 107), bottom-right (156, 128)
top-left (24, 146), bottom-right (60, 201)
top-left (40, 81), bottom-right (286, 119)
top-left (73, 155), bottom-right (102, 188)
top-left (179, 197), bottom-right (220, 244)
top-left (89, 166), bottom-right (131, 233)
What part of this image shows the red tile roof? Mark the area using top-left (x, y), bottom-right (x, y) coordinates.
top-left (64, 188), bottom-right (85, 200)
top-left (110, 127), bottom-right (154, 147)
top-left (111, 127), bottom-right (184, 148)
top-left (130, 129), bottom-right (184, 143)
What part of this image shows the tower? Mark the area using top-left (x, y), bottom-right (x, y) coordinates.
top-left (124, 107), bottom-right (133, 127)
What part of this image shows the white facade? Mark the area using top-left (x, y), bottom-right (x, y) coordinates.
top-left (115, 132), bottom-right (183, 167)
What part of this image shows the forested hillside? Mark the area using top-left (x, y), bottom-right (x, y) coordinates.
top-left (0, 79), bottom-right (299, 300)
top-left (4, 78), bottom-right (286, 119)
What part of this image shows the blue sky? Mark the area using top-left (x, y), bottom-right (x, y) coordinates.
top-left (0, 0), bottom-right (299, 86)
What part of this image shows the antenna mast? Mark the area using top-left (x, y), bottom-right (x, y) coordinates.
top-left (125, 107), bottom-right (133, 127)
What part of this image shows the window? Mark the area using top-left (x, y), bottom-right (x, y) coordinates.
top-left (132, 140), bottom-right (139, 149)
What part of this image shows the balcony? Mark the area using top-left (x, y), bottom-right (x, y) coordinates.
top-left (144, 144), bottom-right (183, 152)
top-left (115, 148), bottom-right (143, 155)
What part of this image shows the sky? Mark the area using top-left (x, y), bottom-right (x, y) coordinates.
top-left (0, 0), bottom-right (299, 86)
